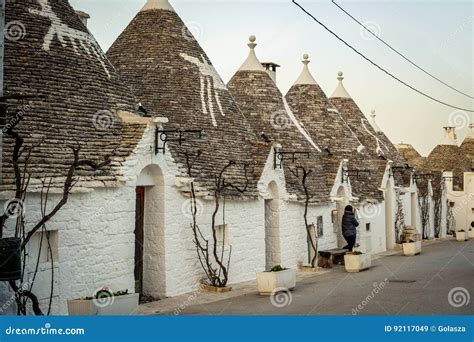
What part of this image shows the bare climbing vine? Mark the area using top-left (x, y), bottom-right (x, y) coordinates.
top-left (289, 166), bottom-right (318, 267)
top-left (1, 98), bottom-right (112, 315)
top-left (394, 189), bottom-right (405, 244)
top-left (182, 150), bottom-right (249, 288)
top-left (417, 180), bottom-right (431, 240)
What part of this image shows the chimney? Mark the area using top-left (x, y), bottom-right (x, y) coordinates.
top-left (440, 126), bottom-right (457, 145)
top-left (261, 62), bottom-right (280, 84)
top-left (75, 10), bottom-right (90, 28)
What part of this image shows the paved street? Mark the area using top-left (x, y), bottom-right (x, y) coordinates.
top-left (141, 239), bottom-right (473, 316)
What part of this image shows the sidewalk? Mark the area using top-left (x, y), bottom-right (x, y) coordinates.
top-left (139, 238), bottom-right (469, 316)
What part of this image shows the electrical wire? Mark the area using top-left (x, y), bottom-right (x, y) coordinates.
top-left (332, 0), bottom-right (474, 100)
top-left (292, 0), bottom-right (474, 113)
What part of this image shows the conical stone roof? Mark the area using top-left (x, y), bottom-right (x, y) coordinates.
top-left (228, 39), bottom-right (328, 203)
top-left (2, 0), bottom-right (143, 190)
top-left (329, 72), bottom-right (409, 188)
top-left (107, 0), bottom-right (257, 195)
top-left (460, 124), bottom-right (474, 162)
top-left (286, 59), bottom-right (384, 201)
top-left (426, 129), bottom-right (471, 190)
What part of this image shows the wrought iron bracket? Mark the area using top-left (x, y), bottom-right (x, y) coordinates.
top-left (342, 169), bottom-right (372, 183)
top-left (155, 129), bottom-right (202, 154)
top-left (390, 165), bottom-right (413, 178)
top-left (413, 173), bottom-right (434, 182)
top-left (273, 151), bottom-right (310, 169)
top-left (442, 176), bottom-right (458, 182)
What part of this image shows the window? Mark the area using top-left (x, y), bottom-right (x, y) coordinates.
top-left (215, 224), bottom-right (228, 246)
top-left (317, 216), bottom-right (324, 237)
top-left (366, 223), bottom-right (371, 232)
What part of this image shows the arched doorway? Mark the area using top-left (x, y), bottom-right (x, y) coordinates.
top-left (336, 186), bottom-right (347, 248)
top-left (385, 180), bottom-right (395, 250)
top-left (136, 164), bottom-right (165, 299)
top-left (264, 181), bottom-right (281, 270)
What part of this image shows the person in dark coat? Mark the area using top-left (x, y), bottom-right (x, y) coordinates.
top-left (341, 205), bottom-right (359, 251)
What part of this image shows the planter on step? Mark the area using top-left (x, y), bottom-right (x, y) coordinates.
top-left (0, 238), bottom-right (22, 281)
top-left (403, 241), bottom-right (421, 256)
top-left (67, 299), bottom-right (98, 316)
top-left (344, 253), bottom-right (371, 273)
top-left (68, 290), bottom-right (139, 316)
top-left (456, 231), bottom-right (469, 242)
top-left (256, 268), bottom-right (296, 295)
top-left (97, 293), bottom-right (139, 316)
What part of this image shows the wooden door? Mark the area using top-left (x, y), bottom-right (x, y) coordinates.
top-left (135, 187), bottom-right (145, 295)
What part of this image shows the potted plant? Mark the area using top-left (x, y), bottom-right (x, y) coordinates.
top-left (469, 222), bottom-right (474, 238)
top-left (256, 265), bottom-right (296, 295)
top-left (68, 288), bottom-right (139, 316)
top-left (344, 251), bottom-right (371, 273)
top-left (455, 230), bottom-right (469, 242)
top-left (403, 240), bottom-right (422, 256)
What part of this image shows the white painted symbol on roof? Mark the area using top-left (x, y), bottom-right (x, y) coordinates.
top-left (29, 0), bottom-right (111, 78)
top-left (180, 53), bottom-right (226, 127)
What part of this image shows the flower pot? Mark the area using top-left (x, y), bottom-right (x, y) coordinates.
top-left (67, 299), bottom-right (98, 316)
top-left (403, 241), bottom-right (421, 256)
top-left (344, 253), bottom-right (371, 273)
top-left (456, 231), bottom-right (469, 242)
top-left (469, 230), bottom-right (474, 239)
top-left (96, 293), bottom-right (139, 316)
top-left (256, 269), bottom-right (296, 295)
top-left (0, 238), bottom-right (22, 281)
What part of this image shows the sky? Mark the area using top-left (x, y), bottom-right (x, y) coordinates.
top-left (70, 0), bottom-right (474, 156)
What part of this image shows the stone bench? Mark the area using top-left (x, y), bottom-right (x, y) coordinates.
top-left (318, 248), bottom-right (349, 269)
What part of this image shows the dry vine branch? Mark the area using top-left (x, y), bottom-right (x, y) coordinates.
top-left (289, 166), bottom-right (318, 267)
top-left (1, 110), bottom-right (112, 315)
top-left (417, 181), bottom-right (431, 240)
top-left (182, 150), bottom-right (249, 287)
top-left (394, 189), bottom-right (405, 244)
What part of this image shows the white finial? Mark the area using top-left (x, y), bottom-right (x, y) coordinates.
top-left (141, 0), bottom-right (175, 12)
top-left (238, 35), bottom-right (264, 72)
top-left (369, 109), bottom-right (381, 132)
top-left (331, 71), bottom-right (351, 99)
top-left (293, 53), bottom-right (317, 86)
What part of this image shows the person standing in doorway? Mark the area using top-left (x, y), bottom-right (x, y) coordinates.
top-left (342, 205), bottom-right (359, 251)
